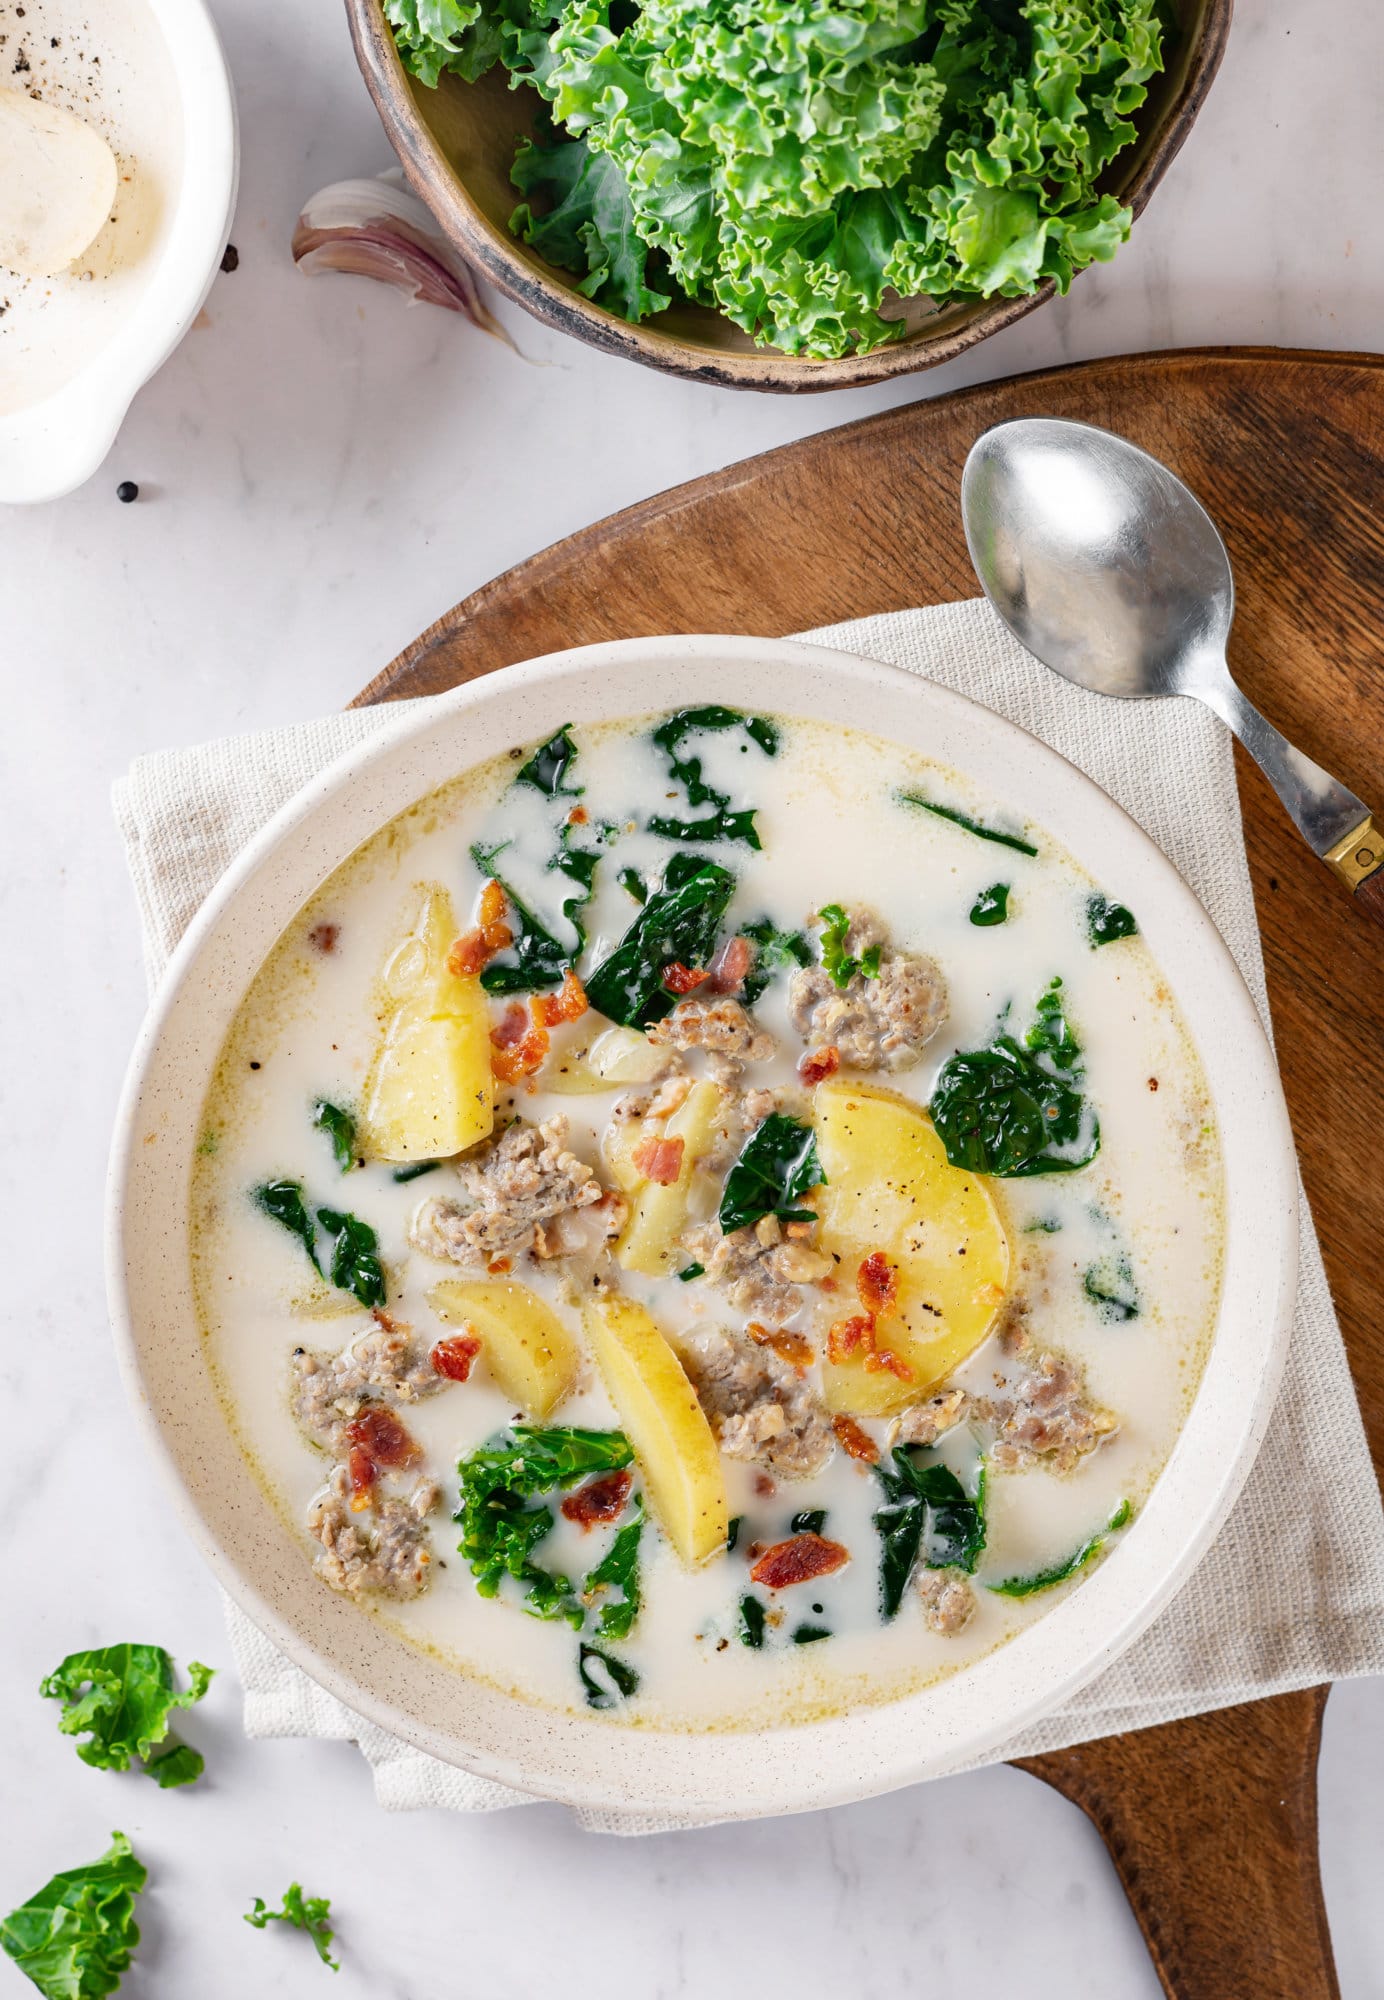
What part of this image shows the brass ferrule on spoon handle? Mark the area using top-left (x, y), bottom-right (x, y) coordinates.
top-left (1323, 815), bottom-right (1384, 890)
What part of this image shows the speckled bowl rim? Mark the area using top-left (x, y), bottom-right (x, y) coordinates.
top-left (106, 635), bottom-right (1297, 1822)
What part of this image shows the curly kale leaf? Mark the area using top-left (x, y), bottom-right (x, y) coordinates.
top-left (1, 1832), bottom-right (145, 2000)
top-left (817, 903), bottom-right (881, 990)
top-left (245, 1884), bottom-right (339, 1972)
top-left (384, 0), bottom-right (551, 86)
top-left (511, 132), bottom-right (672, 321)
top-left (40, 1646), bottom-right (213, 1786)
top-left (456, 1427), bottom-right (635, 1627)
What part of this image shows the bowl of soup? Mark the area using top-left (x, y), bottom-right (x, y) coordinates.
top-left (107, 635), bottom-right (1297, 1821)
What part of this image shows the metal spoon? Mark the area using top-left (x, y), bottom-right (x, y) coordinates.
top-left (961, 416), bottom-right (1384, 923)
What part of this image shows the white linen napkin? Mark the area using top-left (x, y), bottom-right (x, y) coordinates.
top-left (114, 598), bottom-right (1384, 1833)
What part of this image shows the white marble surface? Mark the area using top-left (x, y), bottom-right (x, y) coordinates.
top-left (3, 0), bottom-right (1383, 1992)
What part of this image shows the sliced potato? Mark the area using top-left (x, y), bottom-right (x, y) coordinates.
top-left (359, 883), bottom-right (494, 1162)
top-left (602, 1117), bottom-right (646, 1195)
top-left (617, 1079), bottom-right (724, 1278)
top-left (582, 1293), bottom-right (727, 1564)
top-left (429, 1278), bottom-right (579, 1421)
top-left (811, 1078), bottom-right (1009, 1416)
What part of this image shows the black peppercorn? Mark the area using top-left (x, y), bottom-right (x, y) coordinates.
top-left (116, 481), bottom-right (138, 503)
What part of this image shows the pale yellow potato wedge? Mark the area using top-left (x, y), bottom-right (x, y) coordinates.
top-left (359, 883), bottom-right (494, 1162)
top-left (602, 1117), bottom-right (645, 1195)
top-left (617, 1078), bottom-right (724, 1277)
top-left (582, 1293), bottom-right (727, 1564)
top-left (811, 1078), bottom-right (1009, 1416)
top-left (428, 1278), bottom-right (579, 1421)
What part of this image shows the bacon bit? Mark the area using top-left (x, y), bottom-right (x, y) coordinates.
top-left (491, 1001), bottom-right (550, 1081)
top-left (827, 1314), bottom-right (874, 1364)
top-left (661, 960), bottom-right (708, 995)
top-left (832, 1414), bottom-right (879, 1464)
top-left (449, 879), bottom-right (515, 976)
top-left (631, 1133), bottom-right (686, 1186)
top-left (431, 1334), bottom-right (482, 1381)
top-left (828, 1304), bottom-right (914, 1382)
top-left (864, 1343), bottom-right (914, 1381)
top-left (754, 1472), bottom-right (777, 1498)
top-left (566, 805), bottom-right (589, 826)
top-left (561, 1468), bottom-right (633, 1529)
top-left (857, 1251), bottom-right (900, 1318)
top-left (746, 1320), bottom-right (814, 1372)
top-left (371, 1305), bottom-right (404, 1334)
top-left (345, 1406), bottom-right (420, 1469)
top-left (750, 1533), bottom-right (850, 1591)
top-left (308, 922), bottom-right (340, 954)
top-left (534, 967), bottom-right (588, 1028)
top-left (707, 934), bottom-right (752, 995)
top-left (347, 1444), bottom-right (375, 1511)
top-left (492, 1003), bottom-right (529, 1047)
top-left (487, 1255), bottom-right (513, 1276)
top-left (798, 1044), bottom-right (841, 1086)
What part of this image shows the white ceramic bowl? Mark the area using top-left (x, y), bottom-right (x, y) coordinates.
top-left (107, 636), bottom-right (1298, 1822)
top-left (0, 0), bottom-right (237, 505)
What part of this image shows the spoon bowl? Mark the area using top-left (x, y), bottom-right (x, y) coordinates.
top-left (962, 417), bottom-right (1383, 909)
top-left (963, 418), bottom-right (1234, 701)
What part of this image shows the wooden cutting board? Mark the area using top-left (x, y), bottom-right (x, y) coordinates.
top-left (356, 348), bottom-right (1384, 1999)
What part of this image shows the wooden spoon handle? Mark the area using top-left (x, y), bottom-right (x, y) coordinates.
top-left (1012, 1686), bottom-right (1339, 2000)
top-left (1354, 865), bottom-right (1384, 927)
top-left (1323, 814), bottom-right (1384, 924)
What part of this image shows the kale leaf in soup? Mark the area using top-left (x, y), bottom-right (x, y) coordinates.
top-left (929, 977), bottom-right (1101, 1178)
top-left (874, 1449), bottom-right (987, 1620)
top-left (583, 852), bottom-right (736, 1026)
top-left (312, 1098), bottom-right (357, 1173)
top-left (647, 706), bottom-right (779, 849)
top-left (718, 1113), bottom-right (825, 1233)
top-left (988, 1499), bottom-right (1133, 1600)
top-left (1087, 893), bottom-right (1139, 947)
top-left (898, 790), bottom-right (1039, 856)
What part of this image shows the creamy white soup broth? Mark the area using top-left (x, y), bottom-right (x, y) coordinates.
top-left (192, 708), bottom-right (1223, 1730)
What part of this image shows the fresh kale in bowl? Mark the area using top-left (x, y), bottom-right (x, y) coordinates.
top-left (384, 0), bottom-right (1167, 359)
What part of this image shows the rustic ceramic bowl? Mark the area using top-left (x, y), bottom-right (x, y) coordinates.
top-left (108, 635), bottom-right (1295, 1822)
top-left (0, 0), bottom-right (237, 505)
top-left (343, 0), bottom-right (1232, 393)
